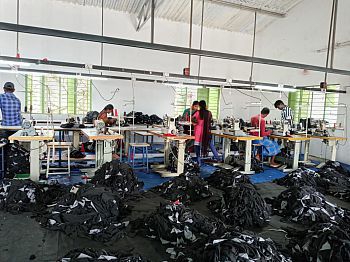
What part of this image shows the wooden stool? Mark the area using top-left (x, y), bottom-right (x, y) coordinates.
top-left (46, 141), bottom-right (72, 177)
top-left (128, 143), bottom-right (150, 173)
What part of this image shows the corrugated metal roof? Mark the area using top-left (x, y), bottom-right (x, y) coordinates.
top-left (55, 0), bottom-right (303, 33)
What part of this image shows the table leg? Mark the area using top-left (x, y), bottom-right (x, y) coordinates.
top-left (329, 140), bottom-right (337, 161)
top-left (177, 140), bottom-right (185, 175)
top-left (124, 131), bottom-right (130, 156)
top-left (30, 140), bottom-right (41, 181)
top-left (292, 141), bottom-right (301, 170)
top-left (304, 140), bottom-right (310, 162)
top-left (103, 140), bottom-right (113, 164)
top-left (243, 140), bottom-right (252, 174)
top-left (73, 131), bottom-right (80, 149)
top-left (164, 139), bottom-right (170, 166)
top-left (95, 140), bottom-right (103, 168)
top-left (223, 137), bottom-right (231, 162)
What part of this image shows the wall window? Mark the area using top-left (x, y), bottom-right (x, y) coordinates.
top-left (174, 86), bottom-right (220, 119)
top-left (25, 75), bottom-right (92, 115)
top-left (288, 85), bottom-right (340, 125)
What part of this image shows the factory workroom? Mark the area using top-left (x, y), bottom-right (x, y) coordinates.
top-left (0, 0), bottom-right (350, 261)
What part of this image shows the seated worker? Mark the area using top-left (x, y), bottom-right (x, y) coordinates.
top-left (274, 100), bottom-right (294, 125)
top-left (98, 104), bottom-right (117, 127)
top-left (182, 101), bottom-right (199, 121)
top-left (250, 107), bottom-right (281, 167)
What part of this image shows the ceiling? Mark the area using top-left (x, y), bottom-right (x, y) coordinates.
top-left (55, 0), bottom-right (304, 33)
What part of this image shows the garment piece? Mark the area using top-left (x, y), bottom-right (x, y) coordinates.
top-left (253, 137), bottom-right (281, 157)
top-left (3, 140), bottom-right (30, 178)
top-left (208, 183), bottom-right (271, 229)
top-left (60, 248), bottom-right (148, 262)
top-left (151, 172), bottom-right (211, 203)
top-left (286, 223), bottom-right (350, 262)
top-left (83, 111), bottom-right (99, 124)
top-left (281, 106), bottom-right (294, 124)
top-left (0, 92), bottom-right (22, 126)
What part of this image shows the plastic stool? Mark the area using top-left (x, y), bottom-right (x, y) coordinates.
top-left (128, 143), bottom-right (150, 173)
top-left (46, 141), bottom-right (72, 177)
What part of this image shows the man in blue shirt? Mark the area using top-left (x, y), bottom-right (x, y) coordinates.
top-left (0, 82), bottom-right (22, 127)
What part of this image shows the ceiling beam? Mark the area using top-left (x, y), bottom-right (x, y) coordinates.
top-left (1, 22), bottom-right (350, 77)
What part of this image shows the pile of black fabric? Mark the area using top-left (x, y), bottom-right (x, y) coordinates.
top-left (174, 231), bottom-right (291, 262)
top-left (91, 160), bottom-right (144, 198)
top-left (0, 179), bottom-right (69, 214)
top-left (272, 186), bottom-right (350, 226)
top-left (38, 184), bottom-right (129, 242)
top-left (125, 111), bottom-right (163, 125)
top-left (286, 223), bottom-right (350, 261)
top-left (150, 172), bottom-right (211, 203)
top-left (83, 111), bottom-right (99, 124)
top-left (322, 160), bottom-right (350, 176)
top-left (60, 248), bottom-right (148, 262)
top-left (5, 142), bottom-right (30, 178)
top-left (143, 202), bottom-right (227, 247)
top-left (167, 146), bottom-right (199, 174)
top-left (208, 183), bottom-right (270, 228)
top-left (274, 167), bottom-right (322, 188)
top-left (205, 169), bottom-right (251, 190)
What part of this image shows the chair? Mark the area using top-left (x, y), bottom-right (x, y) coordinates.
top-left (46, 141), bottom-right (72, 177)
top-left (128, 143), bottom-right (150, 173)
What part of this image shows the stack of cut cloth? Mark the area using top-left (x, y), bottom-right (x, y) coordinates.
top-left (150, 172), bottom-right (211, 203)
top-left (38, 184), bottom-right (129, 242)
top-left (60, 248), bottom-right (148, 262)
top-left (174, 231), bottom-right (291, 262)
top-left (274, 167), bottom-right (322, 189)
top-left (92, 160), bottom-right (144, 198)
top-left (272, 186), bottom-right (350, 227)
top-left (167, 146), bottom-right (200, 174)
top-left (286, 223), bottom-right (350, 261)
top-left (5, 142), bottom-right (30, 178)
top-left (143, 202), bottom-right (227, 248)
top-left (126, 111), bottom-right (163, 125)
top-left (205, 169), bottom-right (252, 190)
top-left (208, 182), bottom-right (271, 228)
top-left (0, 179), bottom-right (68, 214)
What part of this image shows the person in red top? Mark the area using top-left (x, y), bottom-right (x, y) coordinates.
top-left (250, 107), bottom-right (280, 167)
top-left (98, 104), bottom-right (117, 127)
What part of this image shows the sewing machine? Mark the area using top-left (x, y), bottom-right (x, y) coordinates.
top-left (19, 119), bottom-right (37, 136)
top-left (95, 120), bottom-right (106, 135)
top-left (162, 115), bottom-right (178, 135)
top-left (222, 117), bottom-right (245, 136)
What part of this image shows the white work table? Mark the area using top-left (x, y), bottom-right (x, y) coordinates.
top-left (147, 130), bottom-right (194, 177)
top-left (9, 130), bottom-right (54, 181)
top-left (211, 130), bottom-right (262, 174)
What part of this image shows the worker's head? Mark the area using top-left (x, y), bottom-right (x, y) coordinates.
top-left (199, 100), bottom-right (207, 110)
top-left (261, 107), bottom-right (270, 118)
top-left (191, 101), bottom-right (199, 111)
top-left (104, 104), bottom-right (114, 113)
top-left (274, 100), bottom-right (285, 110)
top-left (3, 82), bottom-right (15, 93)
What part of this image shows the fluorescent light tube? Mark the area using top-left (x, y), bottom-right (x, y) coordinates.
top-left (255, 85), bottom-right (297, 92)
top-left (0, 60), bottom-right (31, 67)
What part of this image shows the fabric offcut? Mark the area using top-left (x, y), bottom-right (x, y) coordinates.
top-left (286, 223), bottom-right (350, 262)
top-left (205, 169), bottom-right (252, 190)
top-left (60, 248), bottom-right (148, 262)
top-left (271, 186), bottom-right (350, 227)
top-left (38, 184), bottom-right (129, 242)
top-left (150, 172), bottom-right (211, 203)
top-left (208, 183), bottom-right (271, 229)
top-left (92, 160), bottom-right (144, 198)
top-left (5, 142), bottom-right (30, 178)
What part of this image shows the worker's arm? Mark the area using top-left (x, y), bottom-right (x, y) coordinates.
top-left (260, 119), bottom-right (271, 137)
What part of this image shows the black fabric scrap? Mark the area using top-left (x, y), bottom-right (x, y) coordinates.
top-left (150, 172), bottom-right (211, 203)
top-left (205, 169), bottom-right (252, 190)
top-left (322, 161), bottom-right (350, 176)
top-left (142, 202), bottom-right (227, 247)
top-left (38, 184), bottom-right (129, 242)
top-left (208, 183), bottom-right (270, 229)
top-left (92, 160), bottom-right (144, 198)
top-left (286, 223), bottom-right (350, 262)
top-left (60, 248), bottom-right (148, 262)
top-left (5, 142), bottom-right (30, 178)
top-left (272, 186), bottom-right (350, 226)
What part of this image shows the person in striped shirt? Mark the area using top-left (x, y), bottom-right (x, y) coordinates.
top-left (274, 100), bottom-right (294, 125)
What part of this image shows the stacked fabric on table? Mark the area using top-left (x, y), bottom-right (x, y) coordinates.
top-left (125, 111), bottom-right (163, 125)
top-left (174, 231), bottom-right (291, 262)
top-left (272, 186), bottom-right (350, 226)
top-left (38, 184), bottom-right (129, 242)
top-left (60, 248), bottom-right (148, 262)
top-left (150, 172), bottom-right (211, 203)
top-left (208, 182), bottom-right (270, 228)
top-left (286, 223), bottom-right (350, 261)
top-left (91, 160), bottom-right (144, 198)
top-left (143, 202), bottom-right (227, 247)
top-left (205, 169), bottom-right (252, 190)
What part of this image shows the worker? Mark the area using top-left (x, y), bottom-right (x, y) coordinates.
top-left (250, 107), bottom-right (281, 168)
top-left (182, 101), bottom-right (199, 121)
top-left (0, 82), bottom-right (22, 137)
top-left (98, 104), bottom-right (117, 127)
top-left (274, 100), bottom-right (294, 125)
top-left (192, 100), bottom-right (220, 165)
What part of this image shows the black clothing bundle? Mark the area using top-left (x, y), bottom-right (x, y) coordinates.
top-left (150, 172), bottom-right (211, 203)
top-left (83, 111), bottom-right (99, 124)
top-left (91, 160), bottom-right (144, 198)
top-left (143, 202), bottom-right (227, 247)
top-left (5, 142), bottom-right (30, 178)
top-left (286, 223), bottom-right (350, 262)
top-left (39, 184), bottom-right (129, 242)
top-left (60, 248), bottom-right (147, 262)
top-left (174, 231), bottom-right (291, 262)
top-left (167, 146), bottom-right (200, 174)
top-left (272, 186), bottom-right (350, 226)
top-left (274, 167), bottom-right (321, 188)
top-left (208, 183), bottom-right (270, 228)
top-left (205, 169), bottom-right (252, 190)
top-left (70, 149), bottom-right (86, 159)
top-left (125, 112), bottom-right (163, 125)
